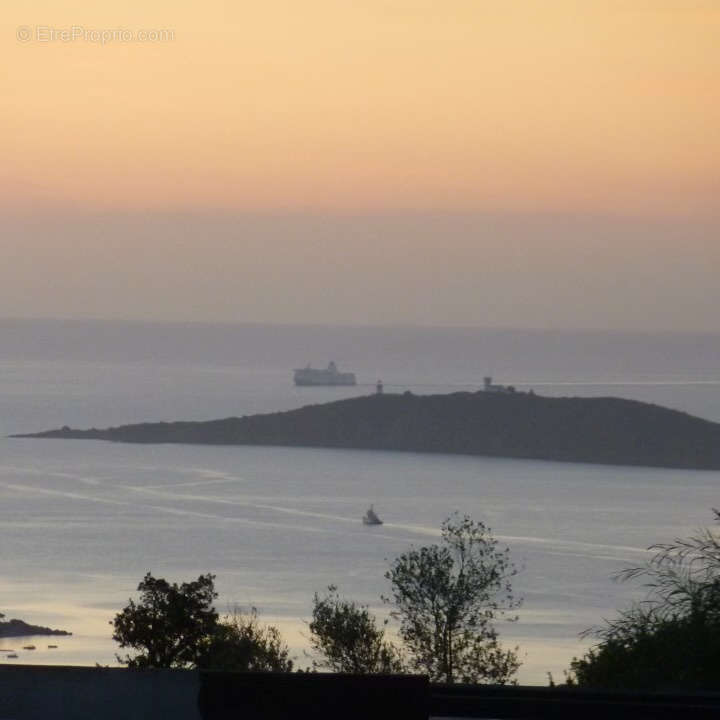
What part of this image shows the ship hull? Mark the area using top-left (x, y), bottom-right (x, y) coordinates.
top-left (294, 376), bottom-right (356, 387)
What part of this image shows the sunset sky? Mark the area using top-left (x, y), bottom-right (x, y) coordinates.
top-left (2, 1), bottom-right (718, 330)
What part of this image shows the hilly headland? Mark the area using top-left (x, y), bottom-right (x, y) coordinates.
top-left (0, 616), bottom-right (71, 638)
top-left (14, 390), bottom-right (720, 471)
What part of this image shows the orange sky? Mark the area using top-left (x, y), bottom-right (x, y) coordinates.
top-left (1, 1), bottom-right (718, 329)
top-left (2, 0), bottom-right (718, 215)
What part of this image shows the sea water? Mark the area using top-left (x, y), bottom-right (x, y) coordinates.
top-left (1, 320), bottom-right (719, 683)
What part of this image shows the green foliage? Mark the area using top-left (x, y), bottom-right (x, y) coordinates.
top-left (309, 585), bottom-right (405, 673)
top-left (198, 607), bottom-right (294, 672)
top-left (569, 510), bottom-right (720, 689)
top-left (112, 572), bottom-right (219, 668)
top-left (384, 513), bottom-right (521, 684)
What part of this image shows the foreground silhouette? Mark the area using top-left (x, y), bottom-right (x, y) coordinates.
top-left (569, 510), bottom-right (720, 689)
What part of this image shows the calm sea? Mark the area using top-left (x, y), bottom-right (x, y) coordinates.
top-left (1, 319), bottom-right (719, 683)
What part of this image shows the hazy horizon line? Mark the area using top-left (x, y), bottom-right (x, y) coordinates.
top-left (2, 314), bottom-right (718, 339)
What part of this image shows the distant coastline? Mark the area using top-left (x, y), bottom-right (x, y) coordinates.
top-left (13, 391), bottom-right (720, 471)
top-left (0, 617), bottom-right (71, 638)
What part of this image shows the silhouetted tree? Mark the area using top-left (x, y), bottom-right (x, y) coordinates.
top-left (197, 607), bottom-right (294, 672)
top-left (384, 514), bottom-right (521, 684)
top-left (569, 510), bottom-right (720, 689)
top-left (112, 573), bottom-right (295, 672)
top-left (112, 572), bottom-right (219, 668)
top-left (309, 585), bottom-right (404, 673)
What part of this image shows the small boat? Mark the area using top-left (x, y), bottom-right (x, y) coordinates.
top-left (362, 504), bottom-right (383, 525)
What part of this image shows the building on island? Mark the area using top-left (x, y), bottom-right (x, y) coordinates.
top-left (483, 376), bottom-right (516, 393)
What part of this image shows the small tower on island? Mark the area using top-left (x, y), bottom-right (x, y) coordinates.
top-left (376, 380), bottom-right (384, 395)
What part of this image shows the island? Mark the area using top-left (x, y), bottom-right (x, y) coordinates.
top-left (13, 391), bottom-right (720, 470)
top-left (0, 613), bottom-right (71, 638)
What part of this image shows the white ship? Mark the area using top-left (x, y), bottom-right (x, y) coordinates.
top-left (362, 504), bottom-right (383, 525)
top-left (293, 361), bottom-right (357, 386)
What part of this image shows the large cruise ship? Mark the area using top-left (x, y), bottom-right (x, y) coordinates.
top-left (293, 361), bottom-right (357, 386)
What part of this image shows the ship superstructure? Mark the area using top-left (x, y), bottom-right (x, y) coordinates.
top-left (293, 361), bottom-right (357, 386)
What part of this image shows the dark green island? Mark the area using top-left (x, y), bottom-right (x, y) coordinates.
top-left (13, 391), bottom-right (720, 470)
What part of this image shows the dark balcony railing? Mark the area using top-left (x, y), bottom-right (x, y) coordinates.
top-left (198, 671), bottom-right (429, 720)
top-left (199, 673), bottom-right (720, 720)
top-left (430, 683), bottom-right (720, 719)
